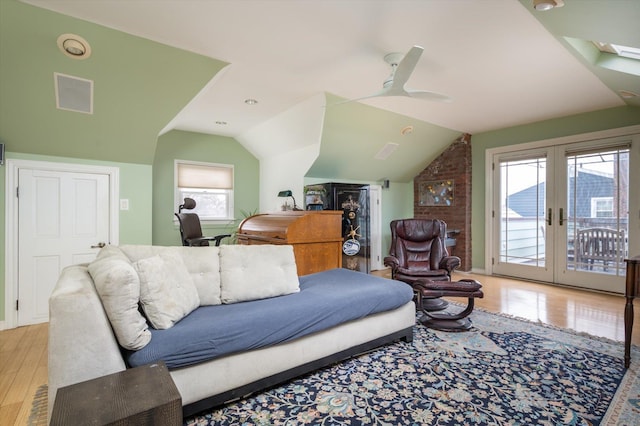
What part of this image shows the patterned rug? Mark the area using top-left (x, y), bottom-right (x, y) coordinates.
top-left (28, 384), bottom-right (48, 426)
top-left (184, 308), bottom-right (640, 425)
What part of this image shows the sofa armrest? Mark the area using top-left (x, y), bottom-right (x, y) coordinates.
top-left (48, 265), bottom-right (127, 421)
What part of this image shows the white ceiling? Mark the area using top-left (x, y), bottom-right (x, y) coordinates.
top-left (23, 0), bottom-right (626, 139)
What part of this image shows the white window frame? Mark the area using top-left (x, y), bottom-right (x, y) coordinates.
top-left (175, 160), bottom-right (234, 223)
top-left (590, 197), bottom-right (613, 218)
top-left (593, 41), bottom-right (640, 61)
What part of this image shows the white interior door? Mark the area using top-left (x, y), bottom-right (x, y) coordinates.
top-left (17, 168), bottom-right (111, 326)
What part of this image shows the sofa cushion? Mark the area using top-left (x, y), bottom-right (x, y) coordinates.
top-left (88, 252), bottom-right (151, 350)
top-left (177, 247), bottom-right (221, 306)
top-left (125, 268), bottom-right (415, 369)
top-left (219, 244), bottom-right (299, 304)
top-left (120, 245), bottom-right (221, 306)
top-left (134, 251), bottom-right (200, 329)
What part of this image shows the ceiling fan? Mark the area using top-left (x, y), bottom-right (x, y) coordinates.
top-left (338, 45), bottom-right (452, 105)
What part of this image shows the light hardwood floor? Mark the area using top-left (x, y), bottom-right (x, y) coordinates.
top-left (0, 322), bottom-right (47, 426)
top-left (1, 272), bottom-right (638, 425)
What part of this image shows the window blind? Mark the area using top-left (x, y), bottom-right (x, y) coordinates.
top-left (177, 163), bottom-right (233, 190)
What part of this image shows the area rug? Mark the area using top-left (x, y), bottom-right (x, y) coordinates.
top-left (184, 309), bottom-right (640, 426)
top-left (28, 384), bottom-right (48, 426)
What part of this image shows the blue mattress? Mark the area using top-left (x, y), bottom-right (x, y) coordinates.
top-left (125, 268), bottom-right (414, 369)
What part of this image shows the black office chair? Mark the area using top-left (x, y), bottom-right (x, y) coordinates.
top-left (175, 198), bottom-right (230, 246)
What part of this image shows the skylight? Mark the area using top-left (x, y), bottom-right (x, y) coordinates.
top-left (593, 42), bottom-right (640, 61)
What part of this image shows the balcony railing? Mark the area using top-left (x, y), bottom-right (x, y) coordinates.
top-left (500, 217), bottom-right (628, 275)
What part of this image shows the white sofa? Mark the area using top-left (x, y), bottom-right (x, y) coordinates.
top-left (48, 244), bottom-right (415, 419)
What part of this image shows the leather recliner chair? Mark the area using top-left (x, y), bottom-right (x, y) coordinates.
top-left (384, 218), bottom-right (461, 310)
top-left (384, 218), bottom-right (483, 330)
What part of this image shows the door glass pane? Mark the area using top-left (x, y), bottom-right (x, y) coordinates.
top-left (499, 158), bottom-right (546, 266)
top-left (566, 148), bottom-right (629, 276)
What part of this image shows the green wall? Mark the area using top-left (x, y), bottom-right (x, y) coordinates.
top-left (152, 130), bottom-right (260, 246)
top-left (471, 105), bottom-right (640, 270)
top-left (0, 0), bottom-right (226, 323)
top-left (0, 152), bottom-right (153, 322)
top-left (0, 0), bottom-right (226, 164)
top-left (380, 181), bottom-right (414, 257)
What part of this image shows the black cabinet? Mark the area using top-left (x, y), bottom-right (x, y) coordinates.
top-left (304, 183), bottom-right (370, 273)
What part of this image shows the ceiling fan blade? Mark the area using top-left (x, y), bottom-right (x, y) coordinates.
top-left (406, 88), bottom-right (453, 103)
top-left (326, 87), bottom-right (393, 106)
top-left (327, 45), bottom-right (452, 107)
top-left (390, 45), bottom-right (423, 88)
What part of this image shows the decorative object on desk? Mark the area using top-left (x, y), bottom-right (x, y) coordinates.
top-left (303, 185), bottom-right (327, 210)
top-left (184, 308), bottom-right (638, 426)
top-left (419, 179), bottom-right (454, 206)
top-left (277, 190), bottom-right (302, 211)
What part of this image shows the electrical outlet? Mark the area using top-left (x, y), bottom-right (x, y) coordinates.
top-left (120, 199), bottom-right (129, 210)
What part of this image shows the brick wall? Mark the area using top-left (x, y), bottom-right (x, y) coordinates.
top-left (414, 133), bottom-right (472, 271)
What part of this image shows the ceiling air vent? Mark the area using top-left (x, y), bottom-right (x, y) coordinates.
top-left (54, 72), bottom-right (93, 114)
top-left (375, 142), bottom-right (399, 160)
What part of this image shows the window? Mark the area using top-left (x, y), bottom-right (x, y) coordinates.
top-left (591, 197), bottom-right (613, 218)
top-left (175, 160), bottom-right (234, 221)
top-left (593, 41), bottom-right (640, 61)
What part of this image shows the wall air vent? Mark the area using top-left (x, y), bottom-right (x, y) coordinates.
top-left (54, 72), bottom-right (93, 114)
top-left (374, 142), bottom-right (399, 160)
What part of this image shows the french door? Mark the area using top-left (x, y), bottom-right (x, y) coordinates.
top-left (491, 135), bottom-right (636, 293)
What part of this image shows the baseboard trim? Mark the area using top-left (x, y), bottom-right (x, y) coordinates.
top-left (454, 268), bottom-right (487, 275)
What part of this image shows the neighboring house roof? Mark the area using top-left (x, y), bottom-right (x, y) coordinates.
top-left (507, 171), bottom-right (613, 218)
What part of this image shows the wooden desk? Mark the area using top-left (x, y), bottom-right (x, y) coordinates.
top-left (237, 211), bottom-right (343, 276)
top-left (51, 362), bottom-right (181, 425)
top-left (624, 255), bottom-right (640, 368)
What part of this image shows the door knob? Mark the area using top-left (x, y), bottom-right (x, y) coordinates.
top-left (91, 242), bottom-right (106, 249)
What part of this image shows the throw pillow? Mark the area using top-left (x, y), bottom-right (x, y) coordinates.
top-left (134, 252), bottom-right (200, 329)
top-left (219, 244), bottom-right (300, 304)
top-left (120, 245), bottom-right (222, 306)
top-left (88, 255), bottom-right (151, 350)
top-left (95, 244), bottom-right (130, 262)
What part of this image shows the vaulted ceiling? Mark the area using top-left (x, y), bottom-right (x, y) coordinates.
top-left (19, 0), bottom-right (640, 181)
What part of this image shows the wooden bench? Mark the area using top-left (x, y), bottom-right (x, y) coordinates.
top-left (575, 228), bottom-right (626, 271)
